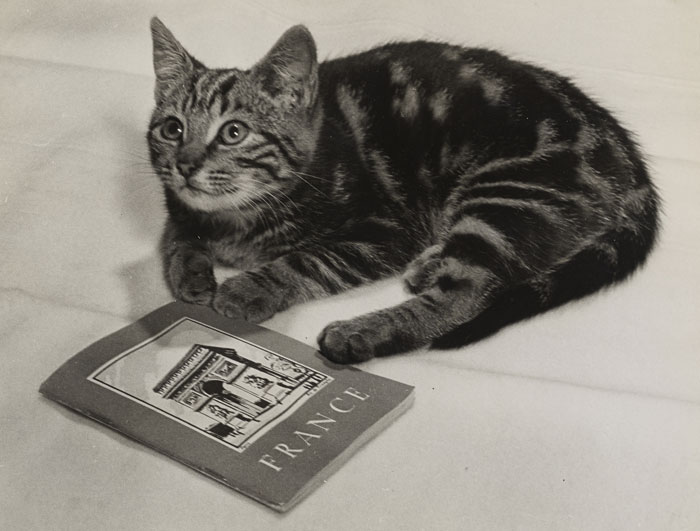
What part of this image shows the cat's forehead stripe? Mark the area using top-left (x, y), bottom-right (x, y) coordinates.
top-left (180, 89), bottom-right (197, 113)
top-left (184, 71), bottom-right (212, 113)
top-left (206, 71), bottom-right (241, 111)
top-left (172, 71), bottom-right (238, 119)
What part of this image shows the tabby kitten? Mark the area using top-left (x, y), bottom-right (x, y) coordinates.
top-left (148, 18), bottom-right (659, 364)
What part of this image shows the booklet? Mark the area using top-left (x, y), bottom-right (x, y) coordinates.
top-left (39, 302), bottom-right (414, 512)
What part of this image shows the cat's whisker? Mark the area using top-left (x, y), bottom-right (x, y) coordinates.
top-left (113, 147), bottom-right (153, 164)
top-left (289, 170), bottom-right (328, 197)
top-left (289, 170), bottom-right (326, 182)
top-left (228, 181), bottom-right (275, 231)
top-left (248, 189), bottom-right (284, 230)
top-left (243, 176), bottom-right (297, 214)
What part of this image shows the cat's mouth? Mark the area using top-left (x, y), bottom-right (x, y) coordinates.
top-left (176, 170), bottom-right (238, 197)
top-left (174, 173), bottom-right (221, 195)
top-left (179, 183), bottom-right (226, 198)
top-left (183, 181), bottom-right (212, 193)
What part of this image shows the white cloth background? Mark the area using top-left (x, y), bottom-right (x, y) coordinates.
top-left (1, 1), bottom-right (699, 529)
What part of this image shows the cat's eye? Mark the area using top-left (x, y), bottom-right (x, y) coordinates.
top-left (160, 117), bottom-right (184, 141)
top-left (217, 121), bottom-right (248, 146)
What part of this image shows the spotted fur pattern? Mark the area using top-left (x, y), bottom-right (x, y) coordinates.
top-left (148, 18), bottom-right (659, 363)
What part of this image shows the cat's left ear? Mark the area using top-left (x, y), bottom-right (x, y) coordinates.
top-left (150, 17), bottom-right (197, 102)
top-left (253, 25), bottom-right (319, 108)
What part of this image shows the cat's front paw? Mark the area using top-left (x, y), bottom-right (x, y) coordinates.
top-left (317, 319), bottom-right (382, 364)
top-left (213, 275), bottom-right (278, 323)
top-left (170, 252), bottom-right (217, 305)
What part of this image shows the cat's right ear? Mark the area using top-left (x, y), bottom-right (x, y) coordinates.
top-left (150, 17), bottom-right (195, 102)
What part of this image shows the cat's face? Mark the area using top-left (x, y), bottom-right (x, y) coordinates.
top-left (148, 18), bottom-right (320, 213)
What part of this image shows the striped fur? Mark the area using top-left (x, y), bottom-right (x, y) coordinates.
top-left (148, 18), bottom-right (659, 363)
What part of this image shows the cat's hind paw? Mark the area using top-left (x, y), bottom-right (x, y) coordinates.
top-left (402, 244), bottom-right (443, 294)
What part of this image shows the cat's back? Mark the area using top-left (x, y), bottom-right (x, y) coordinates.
top-left (318, 41), bottom-right (585, 162)
top-left (318, 39), bottom-right (652, 191)
top-left (318, 39), bottom-right (585, 123)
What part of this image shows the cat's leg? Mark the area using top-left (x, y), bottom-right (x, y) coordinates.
top-left (318, 256), bottom-right (500, 363)
top-left (161, 223), bottom-right (217, 305)
top-left (319, 154), bottom-right (591, 362)
top-left (212, 240), bottom-right (405, 323)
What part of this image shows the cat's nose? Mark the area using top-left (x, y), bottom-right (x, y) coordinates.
top-left (176, 160), bottom-right (198, 179)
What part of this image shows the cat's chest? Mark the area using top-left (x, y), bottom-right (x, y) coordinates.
top-left (209, 238), bottom-right (266, 269)
top-left (208, 235), bottom-right (293, 270)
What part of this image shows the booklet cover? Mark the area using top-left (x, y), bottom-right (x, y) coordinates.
top-left (40, 302), bottom-right (414, 512)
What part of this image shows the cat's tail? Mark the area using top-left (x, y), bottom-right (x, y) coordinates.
top-left (432, 200), bottom-right (660, 349)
